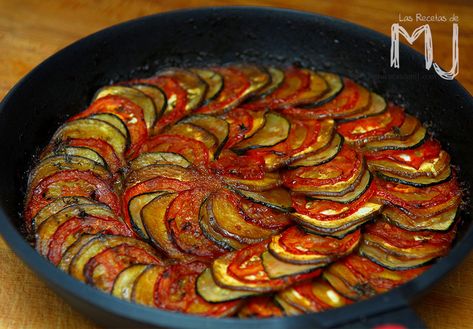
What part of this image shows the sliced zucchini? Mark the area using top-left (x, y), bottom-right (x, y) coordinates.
top-left (128, 152), bottom-right (191, 171)
top-left (309, 170), bottom-right (372, 203)
top-left (158, 68), bottom-right (207, 111)
top-left (289, 134), bottom-right (343, 168)
top-left (31, 196), bottom-right (93, 231)
top-left (291, 119), bottom-right (336, 160)
top-left (363, 125), bottom-right (427, 151)
top-left (125, 164), bottom-right (196, 189)
top-left (377, 165), bottom-right (451, 187)
top-left (45, 146), bottom-right (106, 167)
top-left (181, 115), bottom-right (229, 156)
top-left (339, 93), bottom-right (387, 122)
top-left (28, 155), bottom-right (111, 191)
top-left (292, 202), bottom-right (382, 237)
top-left (301, 72), bottom-right (343, 108)
top-left (261, 251), bottom-right (321, 279)
top-left (166, 122), bottom-right (219, 152)
top-left (234, 187), bottom-right (293, 212)
top-left (222, 172), bottom-right (281, 192)
top-left (232, 112), bottom-right (290, 153)
top-left (294, 69), bottom-right (329, 106)
top-left (128, 191), bottom-right (166, 239)
top-left (58, 234), bottom-right (98, 272)
top-left (208, 191), bottom-right (276, 244)
top-left (141, 192), bottom-right (184, 259)
top-left (53, 118), bottom-right (127, 158)
top-left (274, 295), bottom-right (304, 316)
top-left (190, 68), bottom-right (224, 102)
top-left (93, 85), bottom-right (156, 129)
top-left (129, 83), bottom-right (167, 118)
top-left (233, 64), bottom-right (271, 97)
top-left (131, 264), bottom-right (165, 306)
top-left (382, 206), bottom-right (457, 231)
top-left (255, 67), bottom-right (285, 98)
top-left (276, 285), bottom-right (315, 313)
top-left (196, 268), bottom-right (257, 303)
top-left (88, 113), bottom-right (129, 141)
top-left (111, 264), bottom-right (149, 301)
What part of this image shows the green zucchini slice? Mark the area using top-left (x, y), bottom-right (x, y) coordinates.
top-left (363, 125), bottom-right (427, 151)
top-left (377, 165), bottom-right (452, 187)
top-left (190, 68), bottom-right (224, 102)
top-left (128, 191), bottom-right (166, 239)
top-left (45, 145), bottom-right (106, 167)
top-left (339, 93), bottom-right (387, 122)
top-left (382, 206), bottom-right (457, 232)
top-left (130, 83), bottom-right (167, 118)
top-left (128, 152), bottom-right (191, 171)
top-left (261, 251), bottom-right (322, 279)
top-left (166, 122), bottom-right (219, 153)
top-left (288, 134), bottom-right (343, 168)
top-left (234, 64), bottom-right (271, 98)
top-left (181, 115), bottom-right (229, 156)
top-left (234, 187), bottom-right (293, 212)
top-left (255, 67), bottom-right (285, 98)
top-left (131, 265), bottom-right (166, 306)
top-left (301, 72), bottom-right (344, 108)
top-left (88, 113), bottom-right (129, 142)
top-left (112, 264), bottom-right (149, 301)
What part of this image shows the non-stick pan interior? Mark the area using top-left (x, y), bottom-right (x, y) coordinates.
top-left (0, 7), bottom-right (472, 329)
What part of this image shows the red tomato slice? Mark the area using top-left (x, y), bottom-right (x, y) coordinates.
top-left (240, 198), bottom-right (292, 230)
top-left (69, 95), bottom-right (148, 157)
top-left (196, 67), bottom-right (250, 115)
top-left (223, 108), bottom-right (260, 148)
top-left (25, 170), bottom-right (121, 227)
top-left (364, 139), bottom-right (442, 170)
top-left (279, 226), bottom-right (361, 256)
top-left (138, 134), bottom-right (210, 167)
top-left (167, 189), bottom-right (226, 258)
top-left (47, 216), bottom-right (133, 265)
top-left (210, 150), bottom-right (266, 180)
top-left (337, 104), bottom-right (405, 142)
top-left (155, 261), bottom-right (240, 316)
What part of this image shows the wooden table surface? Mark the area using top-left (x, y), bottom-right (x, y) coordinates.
top-left (0, 0), bottom-right (472, 328)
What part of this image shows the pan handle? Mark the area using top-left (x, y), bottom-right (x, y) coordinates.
top-left (334, 306), bottom-right (426, 329)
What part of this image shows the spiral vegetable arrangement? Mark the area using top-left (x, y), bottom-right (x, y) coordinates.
top-left (24, 65), bottom-right (461, 317)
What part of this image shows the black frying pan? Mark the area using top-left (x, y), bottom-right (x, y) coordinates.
top-left (0, 7), bottom-right (472, 329)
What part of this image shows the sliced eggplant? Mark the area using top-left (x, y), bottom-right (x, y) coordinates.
top-left (58, 234), bottom-right (98, 272)
top-left (309, 171), bottom-right (372, 203)
top-left (233, 64), bottom-right (271, 98)
top-left (196, 268), bottom-right (257, 303)
top-left (232, 112), bottom-right (290, 153)
top-left (111, 264), bottom-right (150, 301)
top-left (222, 171), bottom-right (281, 192)
top-left (158, 68), bottom-right (208, 111)
top-left (288, 134), bottom-right (343, 168)
top-left (166, 122), bottom-right (219, 153)
top-left (255, 67), bottom-right (285, 98)
top-left (128, 191), bottom-right (166, 239)
top-left (128, 152), bottom-right (191, 171)
top-left (181, 114), bottom-right (229, 156)
top-left (44, 145), bottom-right (106, 168)
top-left (292, 202), bottom-right (382, 237)
top-left (261, 251), bottom-right (322, 279)
top-left (93, 85), bottom-right (156, 129)
top-left (125, 164), bottom-right (196, 189)
top-left (363, 125), bottom-right (427, 151)
top-left (234, 187), bottom-right (293, 212)
top-left (190, 68), bottom-right (224, 102)
top-left (131, 264), bottom-right (166, 306)
top-left (382, 206), bottom-right (457, 231)
top-left (88, 113), bottom-right (130, 141)
top-left (301, 72), bottom-right (343, 108)
top-left (377, 165), bottom-right (451, 187)
top-left (339, 93), bottom-right (387, 122)
top-left (129, 83), bottom-right (167, 118)
top-left (28, 155), bottom-right (111, 191)
top-left (53, 118), bottom-right (127, 158)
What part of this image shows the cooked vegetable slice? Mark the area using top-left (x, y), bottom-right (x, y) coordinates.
top-left (239, 198), bottom-right (292, 230)
top-left (223, 108), bottom-right (267, 148)
top-left (339, 92), bottom-right (387, 122)
top-left (234, 187), bottom-right (293, 212)
top-left (165, 122), bottom-right (219, 154)
top-left (58, 234), bottom-right (98, 272)
top-left (89, 113), bottom-right (130, 141)
top-left (111, 264), bottom-right (149, 301)
top-left (289, 133), bottom-right (343, 168)
top-left (28, 155), bottom-right (111, 191)
top-left (93, 86), bottom-right (156, 129)
top-left (382, 205), bottom-right (457, 232)
top-left (274, 295), bottom-right (304, 315)
top-left (238, 296), bottom-right (284, 318)
top-left (125, 164), bottom-right (196, 189)
top-left (181, 115), bottom-right (229, 156)
top-left (128, 191), bottom-right (165, 239)
top-left (233, 64), bottom-right (271, 97)
top-left (158, 68), bottom-right (208, 111)
top-left (363, 125), bottom-right (427, 151)
top-left (196, 268), bottom-right (257, 303)
top-left (131, 264), bottom-right (166, 306)
top-left (222, 171), bottom-right (281, 191)
top-left (155, 262), bottom-right (240, 316)
top-left (129, 152), bottom-right (191, 171)
top-left (52, 118), bottom-right (127, 158)
top-left (129, 83), bottom-right (167, 118)
top-left (43, 145), bottom-right (107, 168)
top-left (232, 112), bottom-right (290, 153)
top-left (377, 165), bottom-right (451, 187)
top-left (254, 67), bottom-right (285, 98)
top-left (268, 227), bottom-right (360, 265)
top-left (261, 251), bottom-right (321, 279)
top-left (301, 72), bottom-right (343, 108)
top-left (190, 68), bottom-right (224, 102)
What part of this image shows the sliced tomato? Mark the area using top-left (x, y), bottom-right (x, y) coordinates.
top-left (195, 67), bottom-right (250, 115)
top-left (280, 78), bottom-right (363, 119)
top-left (210, 150), bottom-right (266, 180)
top-left (64, 138), bottom-right (124, 173)
top-left (84, 243), bottom-right (162, 292)
top-left (155, 261), bottom-right (240, 316)
top-left (47, 216), bottom-right (133, 265)
top-left (167, 189), bottom-right (226, 258)
top-left (240, 197), bottom-right (292, 230)
top-left (69, 95), bottom-right (148, 157)
top-left (136, 75), bottom-right (188, 132)
top-left (279, 226), bottom-right (360, 256)
top-left (25, 170), bottom-right (121, 228)
top-left (223, 108), bottom-right (266, 148)
top-left (364, 219), bottom-right (456, 249)
top-left (138, 134), bottom-right (209, 167)
top-left (238, 296), bottom-right (283, 318)
top-left (282, 144), bottom-right (363, 189)
top-left (337, 104), bottom-right (405, 142)
top-left (364, 139), bottom-right (442, 170)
